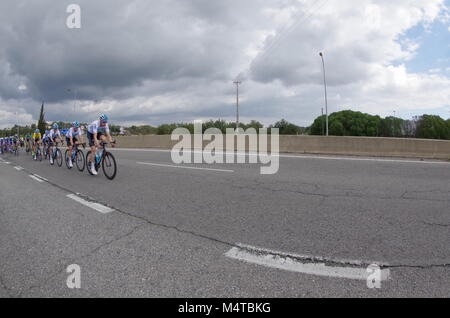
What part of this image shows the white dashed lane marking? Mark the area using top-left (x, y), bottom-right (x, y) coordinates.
top-left (137, 162), bottom-right (234, 173)
top-left (33, 174), bottom-right (48, 182)
top-left (29, 175), bottom-right (45, 183)
top-left (66, 194), bottom-right (115, 214)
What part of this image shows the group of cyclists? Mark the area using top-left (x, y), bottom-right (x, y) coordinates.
top-left (1, 114), bottom-right (115, 176)
top-left (0, 135), bottom-right (23, 155)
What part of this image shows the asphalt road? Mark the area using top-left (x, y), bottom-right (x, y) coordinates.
top-left (0, 148), bottom-right (449, 297)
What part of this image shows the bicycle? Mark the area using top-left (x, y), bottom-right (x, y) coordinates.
top-left (86, 141), bottom-right (117, 180)
top-left (35, 144), bottom-right (43, 162)
top-left (50, 142), bottom-right (63, 167)
top-left (13, 143), bottom-right (19, 156)
top-left (43, 143), bottom-right (50, 160)
top-left (65, 142), bottom-right (86, 171)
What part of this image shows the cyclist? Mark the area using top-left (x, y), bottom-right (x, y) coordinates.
top-left (8, 136), bottom-right (13, 153)
top-left (48, 123), bottom-right (62, 165)
top-left (42, 130), bottom-right (51, 159)
top-left (13, 135), bottom-right (19, 153)
top-left (25, 132), bottom-right (31, 152)
top-left (0, 137), bottom-right (3, 154)
top-left (65, 121), bottom-right (85, 168)
top-left (87, 114), bottom-right (114, 175)
top-left (32, 129), bottom-right (42, 160)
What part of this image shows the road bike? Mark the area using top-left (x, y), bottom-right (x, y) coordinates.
top-left (65, 142), bottom-right (86, 171)
top-left (49, 142), bottom-right (63, 167)
top-left (43, 143), bottom-right (50, 160)
top-left (13, 143), bottom-right (19, 156)
top-left (86, 141), bottom-right (117, 180)
top-left (34, 144), bottom-right (43, 162)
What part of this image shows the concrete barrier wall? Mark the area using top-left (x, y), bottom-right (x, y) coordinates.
top-left (114, 135), bottom-right (450, 160)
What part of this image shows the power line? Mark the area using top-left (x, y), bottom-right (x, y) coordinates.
top-left (235, 0), bottom-right (330, 82)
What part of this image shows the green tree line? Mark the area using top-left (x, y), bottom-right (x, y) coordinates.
top-left (2, 111), bottom-right (449, 140)
top-left (308, 110), bottom-right (450, 140)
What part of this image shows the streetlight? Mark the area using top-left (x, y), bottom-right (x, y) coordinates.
top-left (319, 52), bottom-right (329, 136)
top-left (321, 107), bottom-right (324, 136)
top-left (392, 110), bottom-right (396, 137)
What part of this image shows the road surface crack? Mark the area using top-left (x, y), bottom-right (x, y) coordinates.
top-left (422, 222), bottom-right (450, 228)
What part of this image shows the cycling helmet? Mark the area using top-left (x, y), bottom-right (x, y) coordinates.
top-left (100, 114), bottom-right (109, 122)
top-left (73, 121), bottom-right (80, 128)
top-left (35, 129), bottom-right (40, 133)
top-left (53, 123), bottom-right (59, 129)
top-left (45, 130), bottom-right (49, 134)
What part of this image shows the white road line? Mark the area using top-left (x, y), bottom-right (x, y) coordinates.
top-left (115, 148), bottom-right (449, 165)
top-left (66, 194), bottom-right (115, 214)
top-left (137, 162), bottom-right (234, 173)
top-left (225, 244), bottom-right (390, 281)
top-left (33, 174), bottom-right (48, 182)
top-left (29, 175), bottom-right (44, 183)
top-left (14, 166), bottom-right (23, 171)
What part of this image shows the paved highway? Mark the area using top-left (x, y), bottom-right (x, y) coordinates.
top-left (0, 148), bottom-right (449, 297)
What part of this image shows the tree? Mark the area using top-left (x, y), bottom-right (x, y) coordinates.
top-left (416, 115), bottom-right (450, 140)
top-left (309, 110), bottom-right (382, 137)
top-left (272, 119), bottom-right (302, 135)
top-left (37, 102), bottom-right (47, 133)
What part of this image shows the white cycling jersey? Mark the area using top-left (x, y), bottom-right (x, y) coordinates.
top-left (50, 129), bottom-right (61, 139)
top-left (66, 127), bottom-right (84, 138)
top-left (88, 120), bottom-right (110, 135)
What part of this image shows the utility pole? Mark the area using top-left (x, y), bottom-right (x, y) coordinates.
top-left (233, 81), bottom-right (241, 131)
top-left (319, 52), bottom-right (329, 136)
top-left (15, 112), bottom-right (19, 136)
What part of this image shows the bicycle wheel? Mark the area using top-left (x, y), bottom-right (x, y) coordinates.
top-left (37, 149), bottom-right (42, 162)
top-left (55, 149), bottom-right (63, 167)
top-left (50, 149), bottom-right (55, 165)
top-left (76, 150), bottom-right (85, 172)
top-left (64, 149), bottom-right (72, 169)
top-left (86, 151), bottom-right (94, 175)
top-left (102, 152), bottom-right (117, 180)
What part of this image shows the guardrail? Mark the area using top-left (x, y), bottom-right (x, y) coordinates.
top-left (113, 135), bottom-right (450, 160)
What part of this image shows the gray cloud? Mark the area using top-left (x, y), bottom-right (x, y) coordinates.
top-left (0, 0), bottom-right (449, 129)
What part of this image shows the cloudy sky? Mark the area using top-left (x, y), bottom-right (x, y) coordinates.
top-left (0, 0), bottom-right (449, 128)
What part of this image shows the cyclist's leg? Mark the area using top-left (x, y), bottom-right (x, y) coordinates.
top-left (87, 132), bottom-right (97, 163)
top-left (67, 137), bottom-right (74, 167)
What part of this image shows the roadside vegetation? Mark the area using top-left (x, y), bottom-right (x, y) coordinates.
top-left (2, 109), bottom-right (449, 140)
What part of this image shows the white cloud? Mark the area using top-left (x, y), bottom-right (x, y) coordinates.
top-left (0, 0), bottom-right (449, 127)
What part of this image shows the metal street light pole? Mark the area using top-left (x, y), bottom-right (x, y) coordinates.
top-left (321, 107), bottom-right (324, 136)
top-left (233, 81), bottom-right (241, 131)
top-left (392, 110), bottom-right (396, 137)
top-left (319, 52), bottom-right (329, 136)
